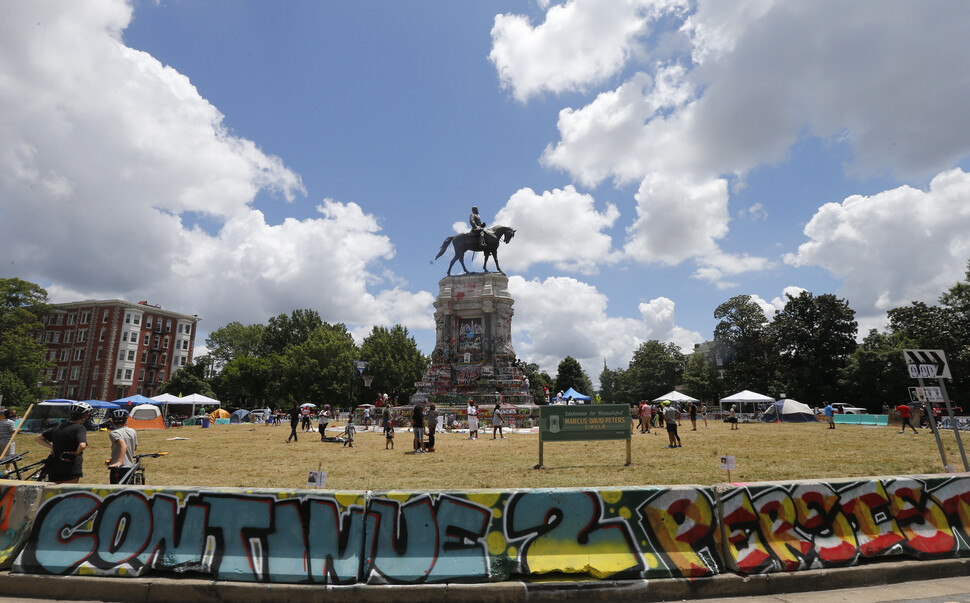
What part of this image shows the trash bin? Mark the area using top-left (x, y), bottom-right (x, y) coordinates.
top-left (202, 418), bottom-right (210, 428)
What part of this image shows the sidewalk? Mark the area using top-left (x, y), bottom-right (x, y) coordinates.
top-left (0, 558), bottom-right (967, 603)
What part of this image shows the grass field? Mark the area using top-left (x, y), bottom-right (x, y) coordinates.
top-left (9, 418), bottom-right (970, 490)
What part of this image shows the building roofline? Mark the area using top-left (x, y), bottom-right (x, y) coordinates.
top-left (50, 299), bottom-right (201, 322)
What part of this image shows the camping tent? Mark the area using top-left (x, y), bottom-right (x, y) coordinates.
top-left (561, 387), bottom-right (592, 402)
top-left (653, 391), bottom-right (700, 403)
top-left (761, 398), bottom-right (818, 423)
top-left (209, 408), bottom-right (231, 421)
top-left (127, 404), bottom-right (167, 430)
top-left (230, 409), bottom-right (251, 424)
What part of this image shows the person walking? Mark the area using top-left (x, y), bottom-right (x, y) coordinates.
top-left (318, 405), bottom-right (332, 441)
top-left (286, 403), bottom-right (300, 442)
top-left (383, 408), bottom-right (395, 449)
top-left (897, 403), bottom-right (919, 434)
top-left (425, 403), bottom-right (438, 452)
top-left (343, 417), bottom-right (356, 447)
top-left (412, 402), bottom-right (426, 454)
top-left (36, 401), bottom-right (91, 484)
top-left (689, 402), bottom-right (698, 431)
top-left (0, 409), bottom-right (17, 459)
top-left (492, 401), bottom-right (506, 439)
top-left (824, 402), bottom-right (836, 429)
top-left (106, 409), bottom-right (138, 484)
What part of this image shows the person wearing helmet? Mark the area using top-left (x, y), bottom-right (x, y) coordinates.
top-left (107, 409), bottom-right (138, 484)
top-left (35, 401), bottom-right (91, 484)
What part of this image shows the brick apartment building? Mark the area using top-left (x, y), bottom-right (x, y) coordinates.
top-left (38, 300), bottom-right (200, 401)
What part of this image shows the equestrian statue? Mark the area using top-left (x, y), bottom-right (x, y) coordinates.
top-left (434, 206), bottom-right (516, 275)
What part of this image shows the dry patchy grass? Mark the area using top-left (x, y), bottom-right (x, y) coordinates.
top-left (11, 419), bottom-right (969, 490)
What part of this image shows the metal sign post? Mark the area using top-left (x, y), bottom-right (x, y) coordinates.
top-left (903, 349), bottom-right (969, 472)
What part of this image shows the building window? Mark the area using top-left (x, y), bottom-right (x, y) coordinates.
top-left (67, 386), bottom-right (76, 397)
top-left (119, 350), bottom-right (126, 361)
top-left (136, 387), bottom-right (143, 395)
top-left (163, 337), bottom-right (169, 349)
top-left (161, 353), bottom-right (167, 365)
top-left (143, 334), bottom-right (149, 346)
top-left (73, 349), bottom-right (84, 361)
top-left (103, 311), bottom-right (109, 323)
top-left (183, 339), bottom-right (189, 350)
top-left (70, 367), bottom-right (80, 380)
top-left (139, 369), bottom-right (145, 381)
top-left (159, 371), bottom-right (165, 382)
top-left (96, 348), bottom-right (102, 360)
top-left (116, 369), bottom-right (123, 380)
top-left (60, 349), bottom-right (69, 362)
top-left (78, 329), bottom-right (87, 342)
top-left (166, 320), bottom-right (172, 333)
top-left (180, 356), bottom-right (187, 366)
top-left (122, 331), bottom-right (129, 342)
top-left (57, 367), bottom-right (66, 381)
top-left (133, 314), bottom-right (140, 325)
top-left (146, 388), bottom-right (153, 397)
top-left (46, 368), bottom-right (54, 380)
top-left (127, 350), bottom-right (136, 362)
top-left (52, 333), bottom-right (60, 344)
top-left (81, 311), bottom-right (90, 323)
top-left (146, 317), bottom-right (152, 329)
top-left (90, 386), bottom-right (97, 399)
top-left (153, 336), bottom-right (159, 349)
top-left (93, 367), bottom-right (100, 380)
top-left (148, 371), bottom-right (155, 382)
top-left (141, 351), bottom-right (147, 363)
top-left (65, 331), bottom-right (74, 344)
top-left (124, 369), bottom-right (133, 380)
top-left (48, 350), bottom-right (56, 361)
top-left (45, 332), bottom-right (52, 343)
top-left (67, 314), bottom-right (76, 325)
top-left (99, 329), bottom-right (105, 342)
top-left (55, 314), bottom-right (64, 326)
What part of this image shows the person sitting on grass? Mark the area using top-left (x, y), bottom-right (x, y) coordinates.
top-left (343, 417), bottom-right (356, 448)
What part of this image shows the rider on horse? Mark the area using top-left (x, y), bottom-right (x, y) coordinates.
top-left (469, 206), bottom-right (486, 248)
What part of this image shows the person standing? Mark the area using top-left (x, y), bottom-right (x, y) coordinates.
top-left (412, 403), bottom-right (426, 454)
top-left (663, 402), bottom-right (681, 448)
top-left (824, 402), bottom-right (835, 429)
top-left (263, 406), bottom-right (271, 426)
top-left (467, 400), bottom-right (479, 440)
top-left (343, 417), bottom-right (356, 447)
top-left (383, 408), bottom-right (395, 449)
top-left (897, 403), bottom-right (918, 434)
top-left (286, 403), bottom-right (300, 442)
top-left (318, 405), bottom-right (332, 441)
top-left (425, 403), bottom-right (438, 452)
top-left (728, 405), bottom-right (739, 430)
top-left (641, 402), bottom-right (652, 434)
top-left (36, 401), bottom-right (91, 484)
top-left (689, 402), bottom-right (698, 431)
top-left (492, 402), bottom-right (506, 439)
top-left (700, 403), bottom-right (708, 428)
top-left (0, 409), bottom-right (17, 459)
top-left (301, 405), bottom-right (312, 432)
top-left (363, 406), bottom-right (372, 431)
top-left (107, 409), bottom-right (138, 484)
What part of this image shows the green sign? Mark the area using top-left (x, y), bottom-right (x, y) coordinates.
top-left (539, 404), bottom-right (631, 442)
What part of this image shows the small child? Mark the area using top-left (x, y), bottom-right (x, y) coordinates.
top-left (344, 418), bottom-right (356, 447)
top-left (384, 422), bottom-right (394, 449)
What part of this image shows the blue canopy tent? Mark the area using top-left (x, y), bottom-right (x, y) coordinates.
top-left (561, 387), bottom-right (592, 402)
top-left (111, 394), bottom-right (157, 406)
top-left (81, 399), bottom-right (120, 409)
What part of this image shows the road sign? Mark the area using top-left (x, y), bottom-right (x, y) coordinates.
top-left (903, 349), bottom-right (951, 379)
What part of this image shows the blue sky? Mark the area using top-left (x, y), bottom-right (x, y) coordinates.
top-left (4, 1), bottom-right (970, 383)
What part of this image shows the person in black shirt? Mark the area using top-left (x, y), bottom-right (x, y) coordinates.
top-left (36, 401), bottom-right (91, 484)
top-left (286, 404), bottom-right (301, 443)
top-left (412, 403), bottom-right (425, 454)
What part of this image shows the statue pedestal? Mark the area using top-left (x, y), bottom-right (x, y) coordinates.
top-left (412, 273), bottom-right (532, 407)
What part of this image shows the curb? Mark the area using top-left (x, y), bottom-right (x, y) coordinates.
top-left (1, 558), bottom-right (968, 602)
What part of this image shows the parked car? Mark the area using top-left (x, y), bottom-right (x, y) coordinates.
top-left (831, 403), bottom-right (867, 415)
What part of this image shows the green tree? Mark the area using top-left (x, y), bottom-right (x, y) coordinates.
top-left (264, 309), bottom-right (324, 355)
top-left (839, 329), bottom-right (910, 412)
top-left (359, 325), bottom-right (428, 405)
top-left (205, 321), bottom-right (266, 368)
top-left (159, 360), bottom-right (218, 400)
top-left (888, 301), bottom-right (967, 398)
top-left (519, 361), bottom-right (552, 404)
top-left (212, 354), bottom-right (280, 408)
top-left (713, 295), bottom-right (777, 394)
top-left (598, 362), bottom-right (617, 404)
top-left (682, 353), bottom-right (722, 403)
top-left (620, 340), bottom-right (685, 403)
top-left (0, 278), bottom-right (51, 407)
top-left (771, 291), bottom-right (857, 404)
top-left (554, 356), bottom-right (593, 399)
top-left (280, 323), bottom-right (358, 405)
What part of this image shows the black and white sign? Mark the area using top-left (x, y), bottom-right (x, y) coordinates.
top-left (903, 349), bottom-right (951, 379)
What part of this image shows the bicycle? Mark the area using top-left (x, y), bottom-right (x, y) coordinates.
top-left (0, 451), bottom-right (50, 481)
top-left (110, 452), bottom-right (169, 485)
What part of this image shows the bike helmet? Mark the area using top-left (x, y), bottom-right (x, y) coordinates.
top-left (70, 400), bottom-right (93, 419)
top-left (111, 408), bottom-right (130, 422)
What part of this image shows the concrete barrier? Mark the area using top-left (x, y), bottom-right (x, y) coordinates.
top-left (6, 476), bottom-right (970, 584)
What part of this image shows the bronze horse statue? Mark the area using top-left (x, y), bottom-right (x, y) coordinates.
top-left (434, 225), bottom-right (516, 275)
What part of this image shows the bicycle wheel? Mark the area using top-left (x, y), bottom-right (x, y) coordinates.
top-left (133, 471), bottom-right (145, 485)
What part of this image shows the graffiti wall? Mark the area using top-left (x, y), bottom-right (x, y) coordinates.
top-left (5, 476), bottom-right (970, 584)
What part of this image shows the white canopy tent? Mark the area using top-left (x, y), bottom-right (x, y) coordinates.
top-left (150, 392), bottom-right (222, 419)
top-left (653, 391), bottom-right (700, 404)
top-left (720, 390), bottom-right (775, 420)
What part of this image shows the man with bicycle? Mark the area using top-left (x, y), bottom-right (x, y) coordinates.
top-left (107, 409), bottom-right (138, 484)
top-left (35, 401), bottom-right (90, 484)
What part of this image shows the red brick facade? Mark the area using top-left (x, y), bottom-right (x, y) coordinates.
top-left (38, 300), bottom-right (200, 401)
